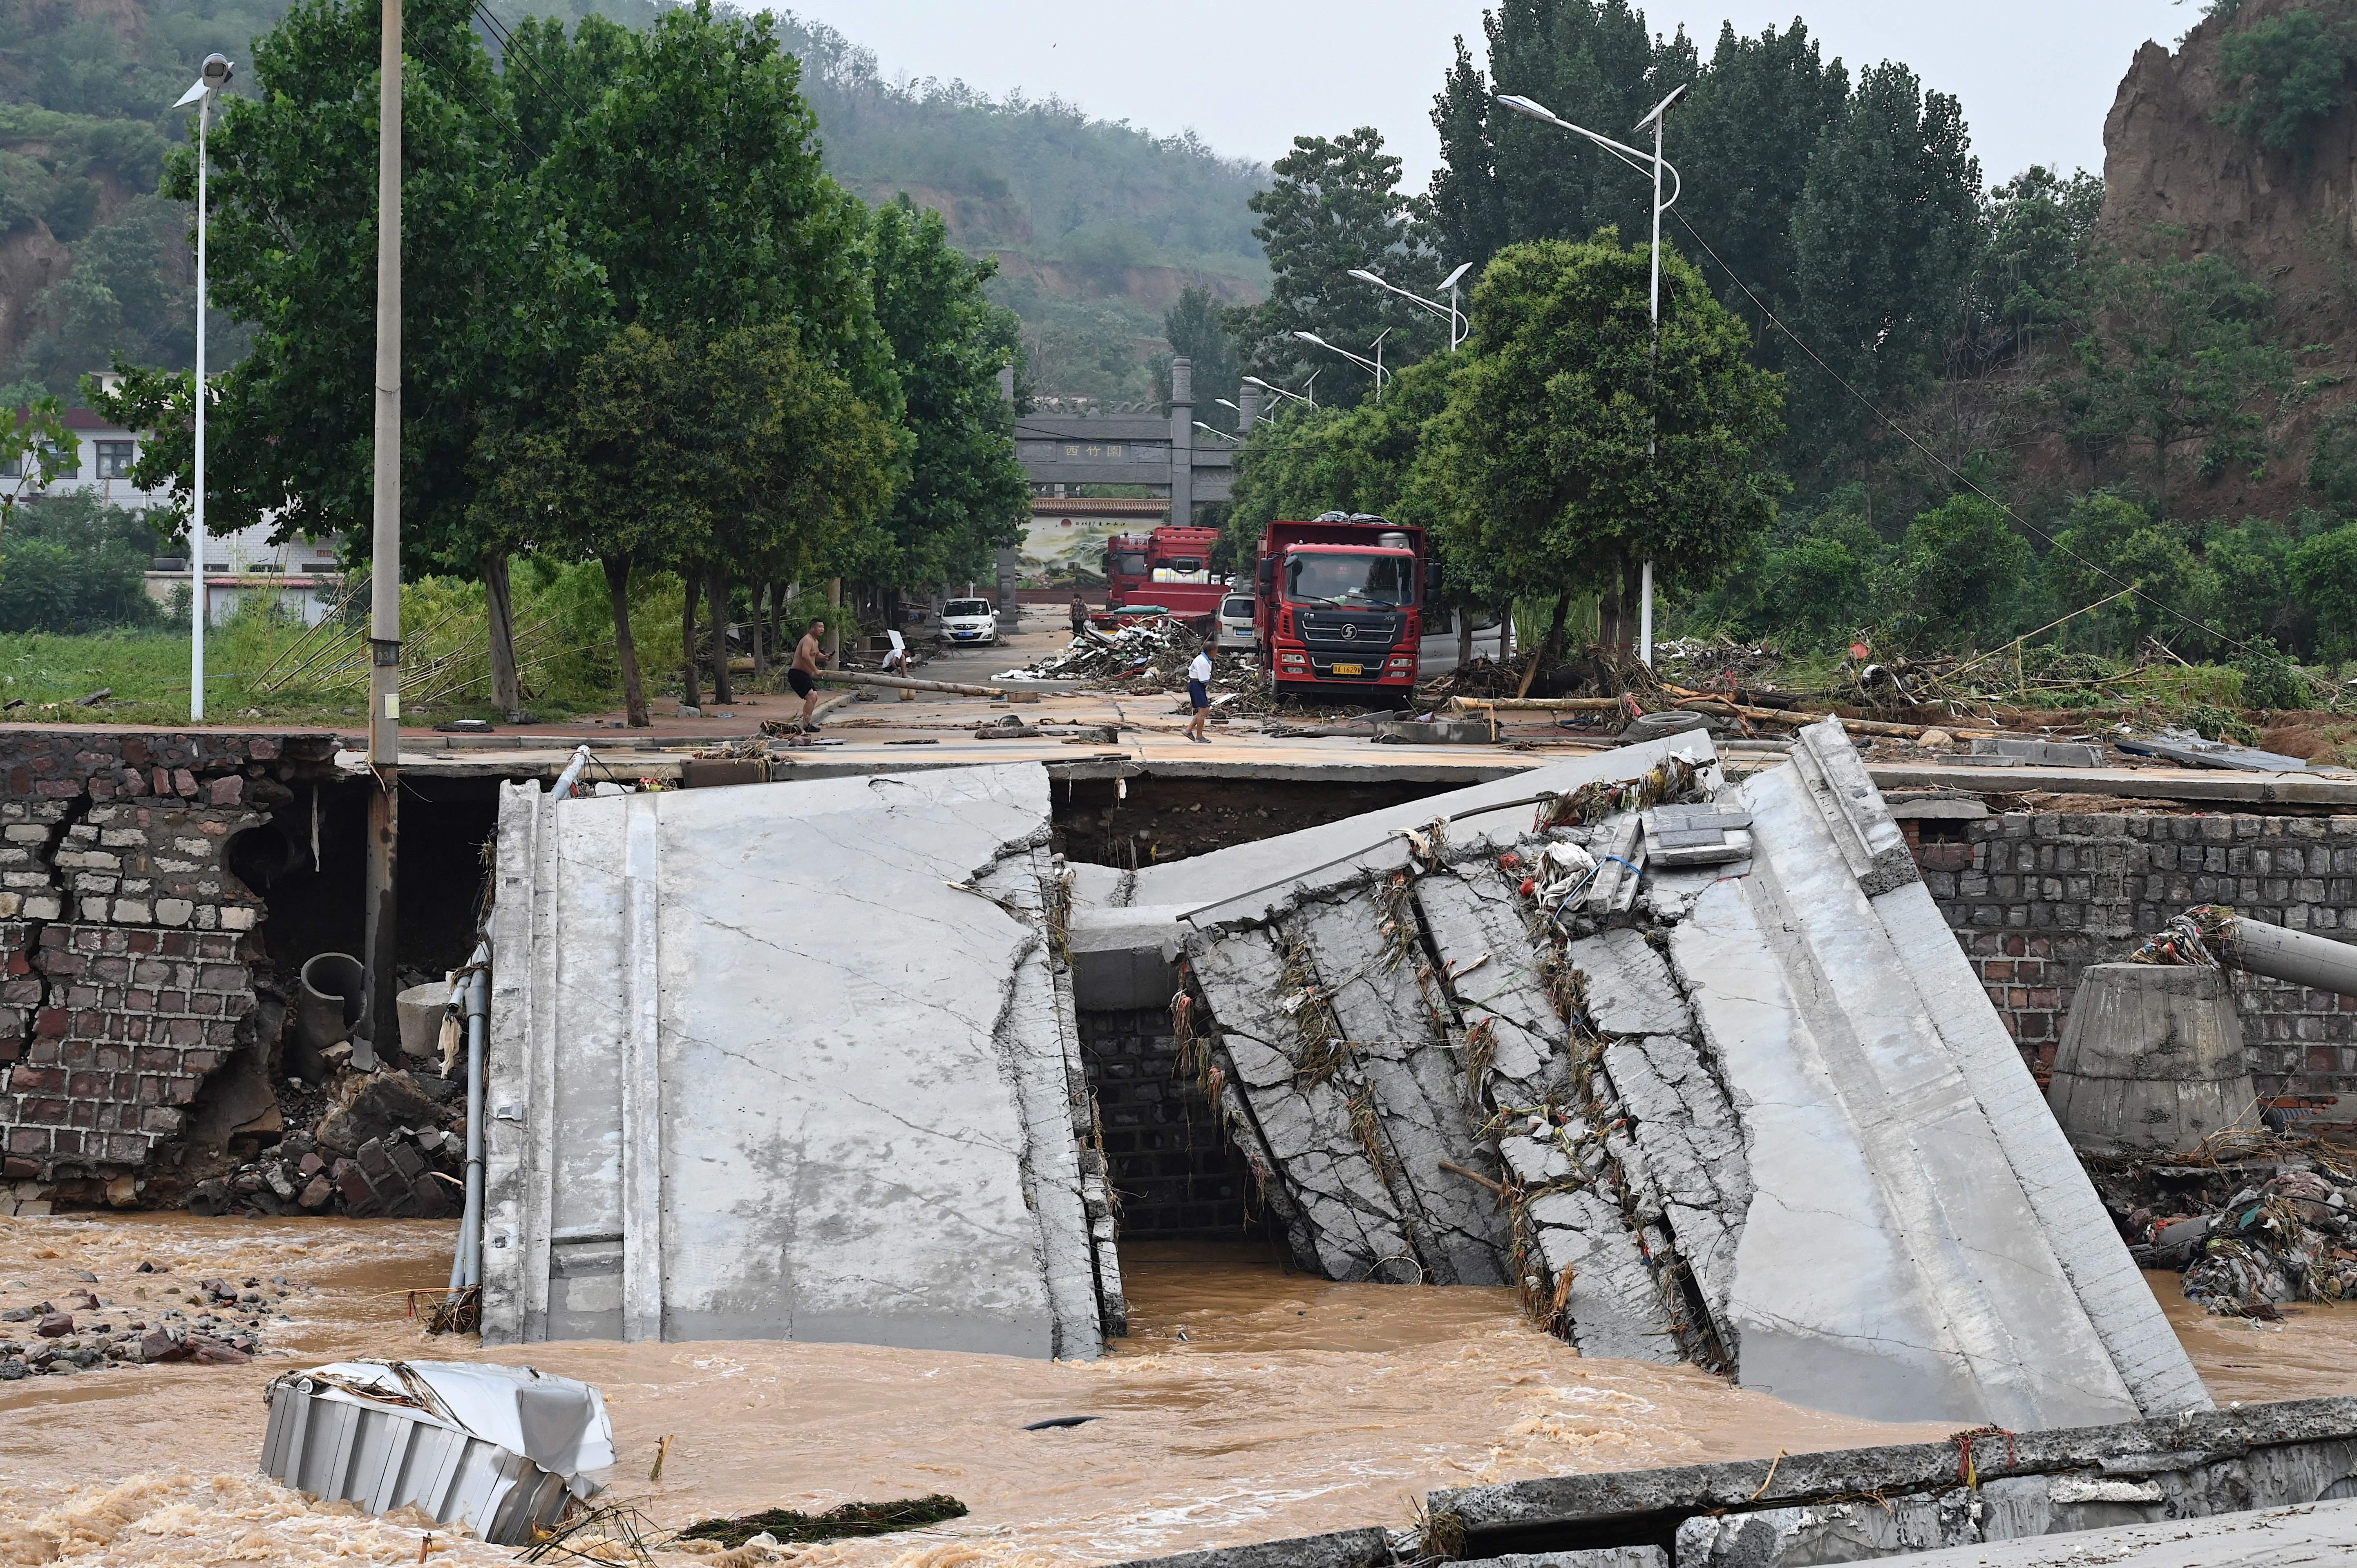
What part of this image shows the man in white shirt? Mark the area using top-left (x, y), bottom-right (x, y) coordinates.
top-left (1185, 647), bottom-right (1213, 743)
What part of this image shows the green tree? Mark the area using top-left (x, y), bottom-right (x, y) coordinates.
top-left (1428, 0), bottom-right (1689, 273)
top-left (0, 489), bottom-right (162, 633)
top-left (488, 325), bottom-right (698, 728)
top-left (2306, 402), bottom-right (2357, 516)
top-left (856, 195), bottom-right (1019, 590)
top-left (2203, 517), bottom-right (2300, 647)
top-left (1676, 19), bottom-right (1849, 360)
top-left (1787, 62), bottom-right (1983, 460)
top-left (1422, 231), bottom-right (1783, 660)
top-left (2290, 521), bottom-right (2357, 658)
top-left (2043, 491), bottom-right (2213, 653)
top-left (2216, 8), bottom-right (2357, 170)
top-left (0, 395), bottom-right (74, 529)
top-left (1754, 509), bottom-right (1885, 650)
top-left (1967, 166), bottom-right (2104, 369)
top-left (1161, 285), bottom-right (1239, 428)
top-left (540, 0), bottom-right (886, 388)
top-left (91, 0), bottom-right (567, 716)
top-left (1229, 127), bottom-right (1440, 406)
top-left (1229, 354), bottom-right (1462, 536)
top-left (2061, 242), bottom-right (2292, 516)
top-left (1885, 495), bottom-right (2038, 652)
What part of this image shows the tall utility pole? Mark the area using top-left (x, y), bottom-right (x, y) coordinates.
top-left (362, 0), bottom-right (402, 1061)
top-left (173, 56), bottom-right (235, 719)
top-left (1633, 85), bottom-right (1685, 670)
top-left (1497, 87), bottom-right (1684, 666)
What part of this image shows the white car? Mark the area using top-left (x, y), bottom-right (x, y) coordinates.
top-left (1215, 592), bottom-right (1257, 652)
top-left (939, 597), bottom-right (999, 646)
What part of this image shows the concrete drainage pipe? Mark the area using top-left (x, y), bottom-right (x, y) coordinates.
top-left (293, 952), bottom-right (367, 1080)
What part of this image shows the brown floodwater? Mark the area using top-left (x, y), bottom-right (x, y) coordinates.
top-left (0, 1214), bottom-right (2347, 1568)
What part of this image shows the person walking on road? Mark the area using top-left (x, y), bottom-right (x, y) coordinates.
top-left (1186, 646), bottom-right (1213, 744)
top-left (790, 620), bottom-right (827, 733)
top-left (1069, 592), bottom-right (1089, 640)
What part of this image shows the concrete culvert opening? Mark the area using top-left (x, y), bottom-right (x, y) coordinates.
top-left (1052, 775), bottom-right (1470, 869)
top-left (1078, 1006), bottom-right (1282, 1251)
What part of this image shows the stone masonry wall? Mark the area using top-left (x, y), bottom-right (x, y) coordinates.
top-left (1077, 1007), bottom-right (1256, 1237)
top-left (1910, 811), bottom-right (2357, 1102)
top-left (0, 730), bottom-right (338, 1186)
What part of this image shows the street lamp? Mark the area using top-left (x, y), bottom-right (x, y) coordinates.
top-left (173, 51), bottom-right (233, 721)
top-left (1243, 373), bottom-right (1316, 411)
top-left (1293, 328), bottom-right (1391, 404)
top-left (1193, 421), bottom-right (1244, 446)
top-left (1498, 86), bottom-right (1686, 665)
top-left (1348, 262), bottom-right (1474, 351)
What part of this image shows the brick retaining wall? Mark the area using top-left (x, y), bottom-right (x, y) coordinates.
top-left (1911, 811), bottom-right (2357, 1101)
top-left (0, 730), bottom-right (338, 1185)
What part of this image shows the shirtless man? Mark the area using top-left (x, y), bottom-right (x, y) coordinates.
top-left (790, 621), bottom-right (827, 732)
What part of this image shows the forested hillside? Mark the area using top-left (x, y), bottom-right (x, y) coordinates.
top-left (0, 0), bottom-right (1263, 407)
top-left (1218, 0), bottom-right (2357, 672)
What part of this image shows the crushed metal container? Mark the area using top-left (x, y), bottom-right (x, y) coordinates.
top-left (259, 1360), bottom-right (614, 1543)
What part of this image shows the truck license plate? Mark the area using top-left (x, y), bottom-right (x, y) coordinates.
top-left (1331, 662), bottom-right (1363, 675)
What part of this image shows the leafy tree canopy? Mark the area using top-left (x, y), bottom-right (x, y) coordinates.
top-left (1423, 231), bottom-right (1784, 623)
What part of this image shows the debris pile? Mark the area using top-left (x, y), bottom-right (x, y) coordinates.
top-left (185, 1068), bottom-right (464, 1220)
top-left (999, 620), bottom-right (1215, 688)
top-left (0, 1270), bottom-right (291, 1378)
top-left (2091, 1134), bottom-right (2357, 1315)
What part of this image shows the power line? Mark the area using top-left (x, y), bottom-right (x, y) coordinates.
top-left (1666, 210), bottom-right (2254, 657)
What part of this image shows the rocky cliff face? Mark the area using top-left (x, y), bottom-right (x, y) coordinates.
top-left (2101, 0), bottom-right (2357, 332)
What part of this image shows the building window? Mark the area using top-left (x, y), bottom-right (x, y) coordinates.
top-left (45, 444), bottom-right (78, 480)
top-left (96, 440), bottom-right (135, 479)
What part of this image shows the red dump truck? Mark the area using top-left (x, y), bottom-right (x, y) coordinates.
top-left (1102, 525), bottom-right (1227, 627)
top-left (1255, 513), bottom-right (1439, 701)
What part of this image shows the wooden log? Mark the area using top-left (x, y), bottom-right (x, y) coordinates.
top-left (1451, 693), bottom-right (2013, 740)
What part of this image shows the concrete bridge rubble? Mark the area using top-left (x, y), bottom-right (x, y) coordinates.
top-left (480, 762), bottom-right (1121, 1356)
top-left (1142, 723), bottom-right (2208, 1430)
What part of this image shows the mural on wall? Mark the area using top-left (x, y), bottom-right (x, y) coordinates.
top-left (1019, 505), bottom-right (1165, 589)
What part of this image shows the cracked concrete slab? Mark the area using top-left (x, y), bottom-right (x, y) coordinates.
top-left (482, 763), bottom-right (1116, 1358)
top-left (1163, 717), bottom-right (2204, 1431)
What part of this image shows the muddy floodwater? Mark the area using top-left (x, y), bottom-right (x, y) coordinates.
top-left (1, 1216), bottom-right (2349, 1568)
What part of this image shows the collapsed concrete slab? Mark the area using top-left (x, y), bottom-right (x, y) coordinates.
top-left (1166, 721), bottom-right (2205, 1429)
top-left (481, 763), bottom-right (1120, 1356)
top-left (1105, 1396), bottom-right (2357, 1568)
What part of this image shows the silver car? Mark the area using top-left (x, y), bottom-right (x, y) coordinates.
top-left (1215, 592), bottom-right (1257, 652)
top-left (1419, 607), bottom-right (1505, 674)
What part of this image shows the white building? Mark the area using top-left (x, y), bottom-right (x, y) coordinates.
top-left (11, 393), bottom-right (346, 627)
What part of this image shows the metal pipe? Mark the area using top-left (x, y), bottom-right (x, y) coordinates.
top-left (2227, 918), bottom-right (2357, 996)
top-left (444, 939), bottom-right (487, 1291)
top-left (550, 743), bottom-right (594, 799)
top-left (460, 961), bottom-right (488, 1289)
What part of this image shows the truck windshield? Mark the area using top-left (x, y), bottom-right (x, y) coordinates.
top-left (1111, 552), bottom-right (1148, 576)
top-left (1286, 551), bottom-right (1412, 607)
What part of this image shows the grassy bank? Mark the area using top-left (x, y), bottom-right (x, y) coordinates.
top-left (0, 559), bottom-right (698, 728)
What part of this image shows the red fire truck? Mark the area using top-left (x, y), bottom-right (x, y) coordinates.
top-left (1254, 513), bottom-right (1438, 701)
top-left (1102, 525), bottom-right (1228, 627)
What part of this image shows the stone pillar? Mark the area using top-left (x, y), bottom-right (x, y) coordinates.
top-left (996, 545), bottom-right (1021, 630)
top-left (2046, 963), bottom-right (2259, 1154)
top-left (1235, 381), bottom-right (1261, 435)
top-left (1169, 355), bottom-right (1194, 526)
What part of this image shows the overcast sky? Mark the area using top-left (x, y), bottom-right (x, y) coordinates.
top-left (768, 0), bottom-right (2194, 190)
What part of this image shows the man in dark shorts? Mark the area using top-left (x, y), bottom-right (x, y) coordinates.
top-left (790, 620), bottom-right (826, 732)
top-left (1185, 646), bottom-right (1212, 744)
